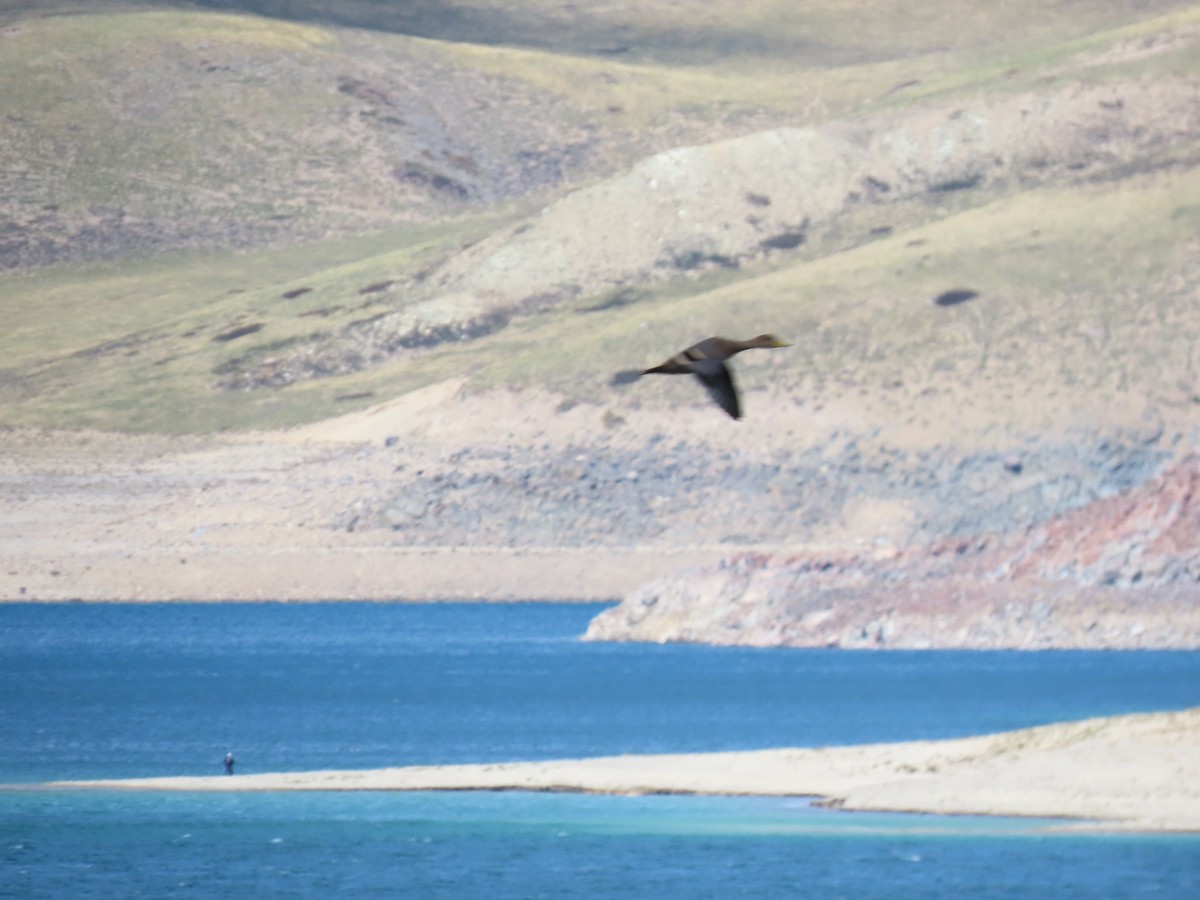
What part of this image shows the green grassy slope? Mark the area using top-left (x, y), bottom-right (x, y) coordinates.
top-left (3, 1), bottom-right (1190, 66)
top-left (4, 158), bottom-right (1193, 434)
top-left (572, 168), bottom-right (1200, 435)
top-left (1, 2), bottom-right (1197, 433)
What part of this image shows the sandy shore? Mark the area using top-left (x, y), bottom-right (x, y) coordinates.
top-left (1, 540), bottom-right (738, 603)
top-left (0, 418), bottom-right (733, 602)
top-left (0, 412), bottom-right (766, 603)
top-left (44, 708), bottom-right (1200, 833)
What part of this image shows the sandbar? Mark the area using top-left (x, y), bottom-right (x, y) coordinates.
top-left (43, 708), bottom-right (1200, 833)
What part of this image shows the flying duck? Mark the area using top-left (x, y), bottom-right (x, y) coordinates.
top-left (638, 334), bottom-right (790, 419)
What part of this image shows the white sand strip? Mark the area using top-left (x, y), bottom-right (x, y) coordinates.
top-left (44, 708), bottom-right (1200, 832)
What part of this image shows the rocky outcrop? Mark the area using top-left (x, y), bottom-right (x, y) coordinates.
top-left (1003, 452), bottom-right (1200, 587)
top-left (584, 454), bottom-right (1200, 649)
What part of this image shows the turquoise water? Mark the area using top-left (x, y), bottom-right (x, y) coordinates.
top-left (7, 790), bottom-right (1196, 898)
top-left (2, 602), bottom-right (1198, 897)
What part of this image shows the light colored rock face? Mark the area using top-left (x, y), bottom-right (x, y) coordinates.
top-left (426, 80), bottom-right (1200, 308)
top-left (584, 455), bottom-right (1200, 649)
top-left (442, 127), bottom-right (860, 297)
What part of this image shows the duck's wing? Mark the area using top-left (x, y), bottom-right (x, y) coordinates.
top-left (642, 354), bottom-right (695, 375)
top-left (692, 359), bottom-right (741, 419)
top-left (642, 338), bottom-right (729, 376)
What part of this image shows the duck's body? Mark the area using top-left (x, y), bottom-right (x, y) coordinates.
top-left (640, 334), bottom-right (789, 419)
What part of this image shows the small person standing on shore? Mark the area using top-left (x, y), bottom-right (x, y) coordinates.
top-left (224, 752), bottom-right (235, 775)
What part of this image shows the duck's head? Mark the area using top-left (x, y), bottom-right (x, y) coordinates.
top-left (751, 334), bottom-right (791, 348)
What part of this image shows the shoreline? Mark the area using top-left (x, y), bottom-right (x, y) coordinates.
top-left (2, 420), bottom-right (1196, 648)
top-left (37, 708), bottom-right (1200, 834)
top-left (0, 544), bottom-right (737, 603)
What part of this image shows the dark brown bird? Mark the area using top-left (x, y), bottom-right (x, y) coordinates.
top-left (639, 334), bottom-right (790, 419)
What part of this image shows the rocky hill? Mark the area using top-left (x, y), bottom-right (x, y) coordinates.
top-left (584, 454), bottom-right (1199, 649)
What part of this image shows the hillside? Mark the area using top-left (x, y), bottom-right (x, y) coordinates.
top-left (2, 2), bottom-right (1198, 430)
top-left (0, 2), bottom-right (1197, 639)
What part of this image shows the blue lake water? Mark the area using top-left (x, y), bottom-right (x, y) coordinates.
top-left (1, 601), bottom-right (1198, 898)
